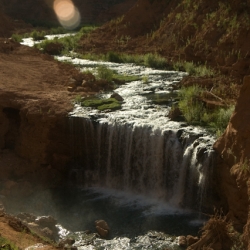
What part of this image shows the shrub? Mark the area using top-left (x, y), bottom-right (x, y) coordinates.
top-left (11, 33), bottom-right (23, 43)
top-left (96, 65), bottom-right (113, 82)
top-left (105, 51), bottom-right (123, 63)
top-left (203, 105), bottom-right (234, 136)
top-left (31, 30), bottom-right (46, 41)
top-left (0, 236), bottom-right (18, 250)
top-left (178, 85), bottom-right (204, 123)
top-left (143, 53), bottom-right (168, 69)
top-left (173, 61), bottom-right (216, 76)
top-left (178, 85), bottom-right (234, 135)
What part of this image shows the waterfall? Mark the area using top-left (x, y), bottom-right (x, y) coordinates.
top-left (69, 117), bottom-right (215, 210)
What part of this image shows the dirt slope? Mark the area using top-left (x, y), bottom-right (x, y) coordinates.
top-left (0, 9), bottom-right (14, 37)
top-left (79, 0), bottom-right (250, 82)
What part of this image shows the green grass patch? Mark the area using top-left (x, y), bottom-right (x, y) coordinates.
top-left (0, 236), bottom-right (19, 250)
top-left (96, 65), bottom-right (113, 81)
top-left (79, 52), bottom-right (170, 70)
top-left (174, 61), bottom-right (216, 77)
top-left (113, 74), bottom-right (141, 82)
top-left (81, 97), bottom-right (122, 111)
top-left (178, 85), bottom-right (234, 136)
top-left (97, 101), bottom-right (122, 111)
top-left (32, 25), bottom-right (96, 55)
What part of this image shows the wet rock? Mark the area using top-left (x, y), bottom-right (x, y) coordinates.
top-left (58, 237), bottom-right (75, 247)
top-left (41, 227), bottom-right (54, 239)
top-left (35, 215), bottom-right (57, 228)
top-left (186, 235), bottom-right (199, 246)
top-left (110, 92), bottom-right (124, 101)
top-left (168, 106), bottom-right (182, 121)
top-left (7, 215), bottom-right (30, 233)
top-left (178, 236), bottom-right (187, 247)
top-left (95, 219), bottom-right (110, 238)
top-left (17, 212), bottom-right (36, 223)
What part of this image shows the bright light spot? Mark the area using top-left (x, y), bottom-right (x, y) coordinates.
top-left (53, 0), bottom-right (81, 29)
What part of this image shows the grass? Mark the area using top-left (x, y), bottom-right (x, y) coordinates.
top-left (31, 25), bottom-right (96, 55)
top-left (0, 236), bottom-right (19, 250)
top-left (96, 65), bottom-right (113, 81)
top-left (174, 61), bottom-right (216, 77)
top-left (82, 65), bottom-right (141, 84)
top-left (178, 85), bottom-right (234, 136)
top-left (80, 97), bottom-right (122, 111)
top-left (113, 74), bottom-right (141, 82)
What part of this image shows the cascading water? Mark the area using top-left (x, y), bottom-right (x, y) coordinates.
top-left (12, 35), bottom-right (217, 249)
top-left (69, 117), bottom-right (214, 210)
top-left (65, 56), bottom-right (216, 212)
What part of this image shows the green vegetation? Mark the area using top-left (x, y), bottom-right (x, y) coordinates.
top-left (96, 65), bottom-right (113, 81)
top-left (178, 85), bottom-right (204, 123)
top-left (30, 30), bottom-right (46, 41)
top-left (0, 236), bottom-right (19, 250)
top-left (178, 85), bottom-right (234, 136)
top-left (143, 53), bottom-right (168, 69)
top-left (142, 75), bottom-right (149, 84)
top-left (80, 97), bottom-right (122, 111)
top-left (173, 61), bottom-right (216, 77)
top-left (19, 25), bottom-right (97, 54)
top-left (11, 33), bottom-right (23, 43)
top-left (78, 52), bottom-right (171, 70)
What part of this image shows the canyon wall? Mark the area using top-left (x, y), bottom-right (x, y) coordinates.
top-left (214, 75), bottom-right (250, 246)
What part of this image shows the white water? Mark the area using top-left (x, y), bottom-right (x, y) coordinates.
top-left (21, 33), bottom-right (75, 47)
top-left (63, 57), bottom-right (216, 211)
top-left (18, 34), bottom-right (216, 249)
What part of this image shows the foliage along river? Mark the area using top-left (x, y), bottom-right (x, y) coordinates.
top-left (12, 36), bottom-right (216, 249)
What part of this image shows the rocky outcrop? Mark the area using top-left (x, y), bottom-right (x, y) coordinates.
top-left (214, 75), bottom-right (250, 246)
top-left (0, 40), bottom-right (90, 198)
top-left (95, 220), bottom-right (110, 238)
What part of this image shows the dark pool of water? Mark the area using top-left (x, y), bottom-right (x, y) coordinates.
top-left (4, 187), bottom-right (207, 238)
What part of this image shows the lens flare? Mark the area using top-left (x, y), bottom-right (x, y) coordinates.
top-left (53, 0), bottom-right (81, 29)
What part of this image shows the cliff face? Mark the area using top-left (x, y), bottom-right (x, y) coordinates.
top-left (214, 75), bottom-right (250, 246)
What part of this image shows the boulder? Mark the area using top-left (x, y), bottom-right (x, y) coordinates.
top-left (186, 235), bottom-right (199, 246)
top-left (110, 92), bottom-right (124, 101)
top-left (178, 235), bottom-right (187, 247)
top-left (95, 219), bottom-right (110, 238)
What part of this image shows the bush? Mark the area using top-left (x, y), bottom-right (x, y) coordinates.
top-left (0, 236), bottom-right (18, 250)
top-left (143, 53), bottom-right (168, 69)
top-left (11, 34), bottom-right (23, 43)
top-left (96, 65), bottom-right (113, 82)
top-left (31, 30), bottom-right (46, 41)
top-left (105, 51), bottom-right (123, 63)
top-left (173, 61), bottom-right (216, 76)
top-left (178, 85), bottom-right (204, 123)
top-left (203, 105), bottom-right (234, 136)
top-left (178, 85), bottom-right (234, 135)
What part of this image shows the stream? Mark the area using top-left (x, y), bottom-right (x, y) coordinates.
top-left (14, 36), bottom-right (217, 249)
